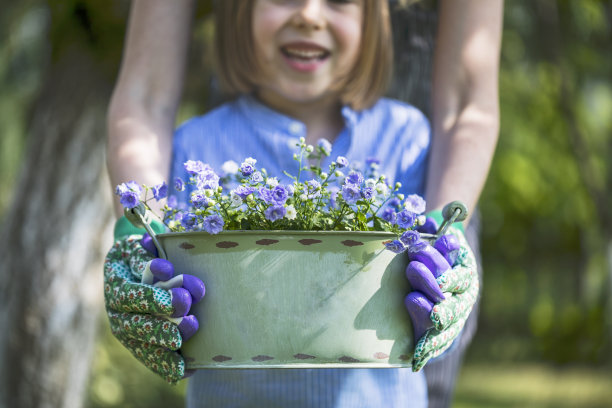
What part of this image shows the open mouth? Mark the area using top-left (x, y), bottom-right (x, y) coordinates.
top-left (281, 46), bottom-right (330, 62)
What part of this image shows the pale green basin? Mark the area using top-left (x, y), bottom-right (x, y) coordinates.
top-left (157, 230), bottom-right (414, 369)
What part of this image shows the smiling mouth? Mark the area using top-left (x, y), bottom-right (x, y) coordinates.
top-left (281, 46), bottom-right (330, 62)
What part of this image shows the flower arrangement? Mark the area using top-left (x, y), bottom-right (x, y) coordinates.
top-left (116, 138), bottom-right (427, 253)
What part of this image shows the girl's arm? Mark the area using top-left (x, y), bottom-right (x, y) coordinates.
top-left (425, 0), bottom-right (504, 220)
top-left (107, 0), bottom-right (195, 216)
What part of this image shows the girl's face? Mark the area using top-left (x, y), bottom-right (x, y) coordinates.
top-left (252, 0), bottom-right (363, 109)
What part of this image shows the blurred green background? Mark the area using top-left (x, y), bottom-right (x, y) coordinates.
top-left (1, 1), bottom-right (611, 407)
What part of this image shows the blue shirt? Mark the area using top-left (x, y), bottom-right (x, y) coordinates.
top-left (171, 95), bottom-right (430, 408)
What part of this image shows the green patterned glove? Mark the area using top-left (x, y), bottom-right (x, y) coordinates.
top-left (104, 217), bottom-right (205, 383)
top-left (404, 212), bottom-right (478, 371)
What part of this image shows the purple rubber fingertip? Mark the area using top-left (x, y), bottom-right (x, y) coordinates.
top-left (418, 217), bottom-right (438, 234)
top-left (140, 234), bottom-right (159, 257)
top-left (178, 315), bottom-right (199, 341)
top-left (406, 261), bottom-right (445, 303)
top-left (409, 241), bottom-right (451, 279)
top-left (405, 292), bottom-right (434, 341)
top-left (434, 235), bottom-right (461, 266)
top-left (183, 274), bottom-right (206, 304)
top-left (150, 258), bottom-right (175, 281)
top-left (171, 288), bottom-right (192, 318)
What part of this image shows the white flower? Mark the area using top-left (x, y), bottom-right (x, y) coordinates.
top-left (230, 191), bottom-right (242, 206)
top-left (285, 205), bottom-right (297, 220)
top-left (266, 177), bottom-right (279, 187)
top-left (365, 178), bottom-right (377, 188)
top-left (299, 193), bottom-right (308, 201)
top-left (376, 183), bottom-right (388, 195)
top-left (221, 160), bottom-right (239, 174)
top-left (245, 157), bottom-right (257, 165)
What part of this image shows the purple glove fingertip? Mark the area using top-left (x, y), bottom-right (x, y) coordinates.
top-left (417, 217), bottom-right (438, 234)
top-left (178, 315), bottom-right (199, 341)
top-left (408, 241), bottom-right (451, 279)
top-left (140, 234), bottom-right (159, 257)
top-left (406, 261), bottom-right (445, 303)
top-left (183, 274), bottom-right (206, 304)
top-left (150, 258), bottom-right (175, 281)
top-left (434, 234), bottom-right (461, 266)
top-left (405, 292), bottom-right (434, 341)
top-left (170, 287), bottom-right (192, 318)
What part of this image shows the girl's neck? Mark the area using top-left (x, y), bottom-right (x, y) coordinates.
top-left (254, 90), bottom-right (345, 146)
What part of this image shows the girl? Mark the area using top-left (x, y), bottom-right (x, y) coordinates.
top-left (105, 0), bottom-right (491, 407)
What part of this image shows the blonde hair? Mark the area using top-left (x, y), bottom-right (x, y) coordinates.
top-left (214, 0), bottom-right (393, 111)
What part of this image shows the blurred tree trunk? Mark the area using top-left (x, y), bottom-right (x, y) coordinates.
top-left (0, 2), bottom-right (121, 406)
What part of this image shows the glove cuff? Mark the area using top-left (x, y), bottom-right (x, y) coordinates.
top-left (426, 210), bottom-right (465, 234)
top-left (114, 216), bottom-right (167, 240)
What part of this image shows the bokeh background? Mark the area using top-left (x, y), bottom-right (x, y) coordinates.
top-left (0, 1), bottom-right (611, 407)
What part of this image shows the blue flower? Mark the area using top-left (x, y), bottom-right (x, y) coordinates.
top-left (336, 156), bottom-right (349, 168)
top-left (119, 191), bottom-right (140, 209)
top-left (174, 177), bottom-right (185, 192)
top-left (234, 185), bottom-right (255, 199)
top-left (167, 195), bottom-right (178, 208)
top-left (385, 240), bottom-right (406, 254)
top-left (317, 138), bottom-right (332, 155)
top-left (191, 191), bottom-right (209, 208)
top-left (346, 171), bottom-right (364, 186)
top-left (196, 169), bottom-right (220, 190)
top-left (341, 184), bottom-right (361, 205)
top-left (306, 179), bottom-right (321, 199)
top-left (361, 186), bottom-right (375, 201)
top-left (264, 205), bottom-right (286, 222)
top-left (271, 185), bottom-right (289, 204)
top-left (381, 207), bottom-right (396, 223)
top-left (396, 209), bottom-right (416, 229)
top-left (202, 214), bottom-right (224, 234)
top-left (258, 187), bottom-right (274, 204)
top-left (240, 159), bottom-right (256, 176)
top-left (152, 182), bottom-right (168, 200)
top-left (181, 212), bottom-right (198, 230)
top-left (400, 230), bottom-right (420, 246)
top-left (404, 194), bottom-right (426, 214)
top-left (388, 197), bottom-right (401, 208)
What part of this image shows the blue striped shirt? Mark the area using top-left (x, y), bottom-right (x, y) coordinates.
top-left (171, 94), bottom-right (430, 408)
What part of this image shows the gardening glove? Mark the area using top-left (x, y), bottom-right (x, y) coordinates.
top-left (404, 213), bottom-right (478, 371)
top-left (104, 216), bottom-right (206, 383)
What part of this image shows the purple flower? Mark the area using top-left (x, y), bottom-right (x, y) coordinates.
top-left (115, 181), bottom-right (142, 209)
top-left (404, 194), bottom-right (426, 214)
top-left (202, 214), bottom-right (224, 234)
top-left (400, 230), bottom-right (420, 246)
top-left (396, 209), bottom-right (416, 229)
top-left (341, 184), bottom-right (361, 205)
top-left (258, 187), bottom-right (274, 204)
top-left (381, 207), bottom-right (397, 224)
top-left (181, 212), bottom-right (198, 230)
top-left (234, 185), bottom-right (255, 199)
top-left (385, 240), bottom-right (406, 254)
top-left (174, 177), bottom-right (185, 192)
top-left (329, 186), bottom-right (340, 208)
top-left (240, 162), bottom-right (255, 176)
top-left (336, 156), bottom-right (349, 168)
top-left (119, 191), bottom-right (140, 209)
top-left (366, 157), bottom-right (381, 166)
top-left (196, 169), bottom-right (220, 190)
top-left (317, 138), bottom-right (332, 155)
top-left (264, 205), bottom-right (286, 222)
top-left (306, 179), bottom-right (321, 199)
top-left (361, 186), bottom-right (375, 201)
top-left (152, 182), bottom-right (168, 201)
top-left (184, 160), bottom-right (207, 176)
top-left (191, 191), bottom-right (209, 208)
top-left (346, 171), bottom-right (364, 186)
top-left (271, 185), bottom-right (289, 204)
